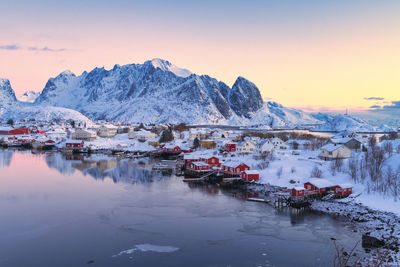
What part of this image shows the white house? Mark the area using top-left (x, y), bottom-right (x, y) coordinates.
top-left (71, 129), bottom-right (97, 141)
top-left (236, 140), bottom-right (256, 154)
top-left (97, 125), bottom-right (117, 138)
top-left (319, 144), bottom-right (352, 160)
top-left (270, 137), bottom-right (289, 150)
top-left (129, 129), bottom-right (158, 141)
top-left (254, 139), bottom-right (274, 156)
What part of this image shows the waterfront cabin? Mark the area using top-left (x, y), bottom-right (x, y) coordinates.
top-left (0, 126), bottom-right (30, 135)
top-left (221, 161), bottom-right (250, 175)
top-left (334, 183), bottom-right (353, 197)
top-left (304, 178), bottom-right (334, 195)
top-left (291, 187), bottom-right (306, 197)
top-left (319, 144), bottom-right (352, 161)
top-left (241, 170), bottom-right (260, 181)
top-left (187, 161), bottom-right (212, 172)
top-left (200, 156), bottom-right (221, 167)
top-left (270, 137), bottom-right (289, 150)
top-left (65, 140), bottom-right (85, 149)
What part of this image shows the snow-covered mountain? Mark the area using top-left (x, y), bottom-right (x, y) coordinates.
top-left (18, 91), bottom-right (40, 103)
top-left (0, 79), bottom-right (17, 106)
top-left (1, 59), bottom-right (393, 131)
top-left (33, 59), bottom-right (266, 124)
top-left (312, 114), bottom-right (394, 132)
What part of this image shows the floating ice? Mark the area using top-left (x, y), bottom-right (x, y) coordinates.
top-left (113, 244), bottom-right (179, 257)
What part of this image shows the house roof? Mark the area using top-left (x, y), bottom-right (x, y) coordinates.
top-left (321, 143), bottom-right (344, 152)
top-left (192, 161), bottom-right (209, 167)
top-left (307, 178), bottom-right (334, 188)
top-left (223, 161), bottom-right (246, 168)
top-left (337, 183), bottom-right (352, 189)
top-left (256, 139), bottom-right (271, 146)
top-left (293, 186), bottom-right (306, 191)
top-left (244, 170), bottom-right (259, 175)
top-left (330, 137), bottom-right (361, 145)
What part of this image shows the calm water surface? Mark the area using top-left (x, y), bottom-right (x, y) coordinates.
top-left (0, 150), bottom-right (363, 267)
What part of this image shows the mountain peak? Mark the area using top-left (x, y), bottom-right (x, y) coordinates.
top-left (0, 78), bottom-right (17, 104)
top-left (146, 58), bottom-right (192, 78)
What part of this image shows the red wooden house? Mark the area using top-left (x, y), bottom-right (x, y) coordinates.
top-left (334, 183), bottom-right (353, 197)
top-left (186, 161), bottom-right (212, 172)
top-left (291, 187), bottom-right (306, 197)
top-left (0, 127), bottom-right (31, 135)
top-left (241, 170), bottom-right (260, 181)
top-left (304, 178), bottom-right (334, 195)
top-left (65, 140), bottom-right (84, 149)
top-left (225, 143), bottom-right (237, 153)
top-left (221, 161), bottom-right (250, 175)
top-left (200, 156), bottom-right (221, 167)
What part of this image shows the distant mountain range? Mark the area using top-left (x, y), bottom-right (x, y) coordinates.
top-left (0, 59), bottom-right (395, 132)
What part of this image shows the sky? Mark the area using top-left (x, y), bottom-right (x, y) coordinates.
top-left (0, 0), bottom-right (399, 115)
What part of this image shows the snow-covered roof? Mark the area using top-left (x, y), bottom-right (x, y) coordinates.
top-left (321, 143), bottom-right (344, 152)
top-left (0, 126), bottom-right (14, 131)
top-left (192, 161), bottom-right (209, 167)
top-left (307, 178), bottom-right (334, 188)
top-left (244, 170), bottom-right (259, 175)
top-left (256, 139), bottom-right (271, 146)
top-left (293, 186), bottom-right (305, 191)
top-left (65, 140), bottom-right (84, 144)
top-left (338, 183), bottom-right (352, 189)
top-left (223, 161), bottom-right (245, 168)
top-left (330, 137), bottom-right (360, 144)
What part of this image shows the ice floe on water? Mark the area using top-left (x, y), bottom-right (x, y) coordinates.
top-left (113, 244), bottom-right (179, 257)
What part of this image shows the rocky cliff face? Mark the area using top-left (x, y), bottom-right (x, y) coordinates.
top-left (34, 59), bottom-right (265, 124)
top-left (0, 79), bottom-right (17, 106)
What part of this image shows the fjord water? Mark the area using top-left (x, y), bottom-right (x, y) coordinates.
top-left (0, 150), bottom-right (362, 267)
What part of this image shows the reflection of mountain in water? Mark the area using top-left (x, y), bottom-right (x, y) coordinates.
top-left (45, 153), bottom-right (77, 175)
top-left (83, 159), bottom-right (164, 184)
top-left (0, 150), bottom-right (13, 168)
top-left (43, 152), bottom-right (164, 184)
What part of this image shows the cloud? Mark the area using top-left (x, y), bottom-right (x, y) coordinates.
top-left (0, 44), bottom-right (21, 50)
top-left (0, 44), bottom-right (70, 52)
top-left (382, 101), bottom-right (400, 109)
top-left (369, 105), bottom-right (381, 109)
top-left (364, 97), bottom-right (385, 101)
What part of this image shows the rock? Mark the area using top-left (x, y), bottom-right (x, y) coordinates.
top-left (362, 234), bottom-right (385, 248)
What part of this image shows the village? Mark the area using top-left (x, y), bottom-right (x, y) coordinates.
top-left (1, 119), bottom-right (399, 204)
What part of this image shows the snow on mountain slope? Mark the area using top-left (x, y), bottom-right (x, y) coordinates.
top-left (149, 58), bottom-right (192, 78)
top-left (0, 78), bottom-right (17, 106)
top-left (248, 102), bottom-right (322, 127)
top-left (33, 59), bottom-right (264, 124)
top-left (312, 114), bottom-right (394, 132)
top-left (18, 91), bottom-right (41, 103)
top-left (0, 105), bottom-right (93, 124)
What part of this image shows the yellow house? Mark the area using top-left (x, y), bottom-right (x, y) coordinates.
top-left (200, 140), bottom-right (216, 149)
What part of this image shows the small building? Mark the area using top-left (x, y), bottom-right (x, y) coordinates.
top-left (0, 126), bottom-right (31, 135)
top-left (200, 140), bottom-right (216, 149)
top-left (200, 156), bottom-right (221, 167)
top-left (183, 153), bottom-right (201, 166)
top-left (254, 139), bottom-right (274, 156)
top-left (319, 144), bottom-right (352, 160)
top-left (241, 170), bottom-right (260, 181)
top-left (221, 161), bottom-right (250, 175)
top-left (270, 137), bottom-right (288, 150)
top-left (97, 125), bottom-right (117, 138)
top-left (236, 140), bottom-right (255, 154)
top-left (72, 129), bottom-right (97, 141)
top-left (334, 183), bottom-right (353, 197)
top-left (329, 137), bottom-right (361, 150)
top-left (225, 142), bottom-right (237, 153)
top-left (304, 178), bottom-right (334, 194)
top-left (187, 161), bottom-right (212, 172)
top-left (291, 187), bottom-right (306, 197)
top-left (65, 140), bottom-right (85, 149)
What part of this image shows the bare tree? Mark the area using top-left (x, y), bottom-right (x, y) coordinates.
top-left (276, 167), bottom-right (283, 178)
top-left (310, 166), bottom-right (323, 178)
top-left (383, 142), bottom-right (393, 157)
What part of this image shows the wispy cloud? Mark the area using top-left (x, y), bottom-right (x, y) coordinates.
top-left (0, 44), bottom-right (21, 50)
top-left (0, 44), bottom-right (70, 52)
top-left (370, 100), bottom-right (400, 110)
top-left (364, 97), bottom-right (385, 101)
